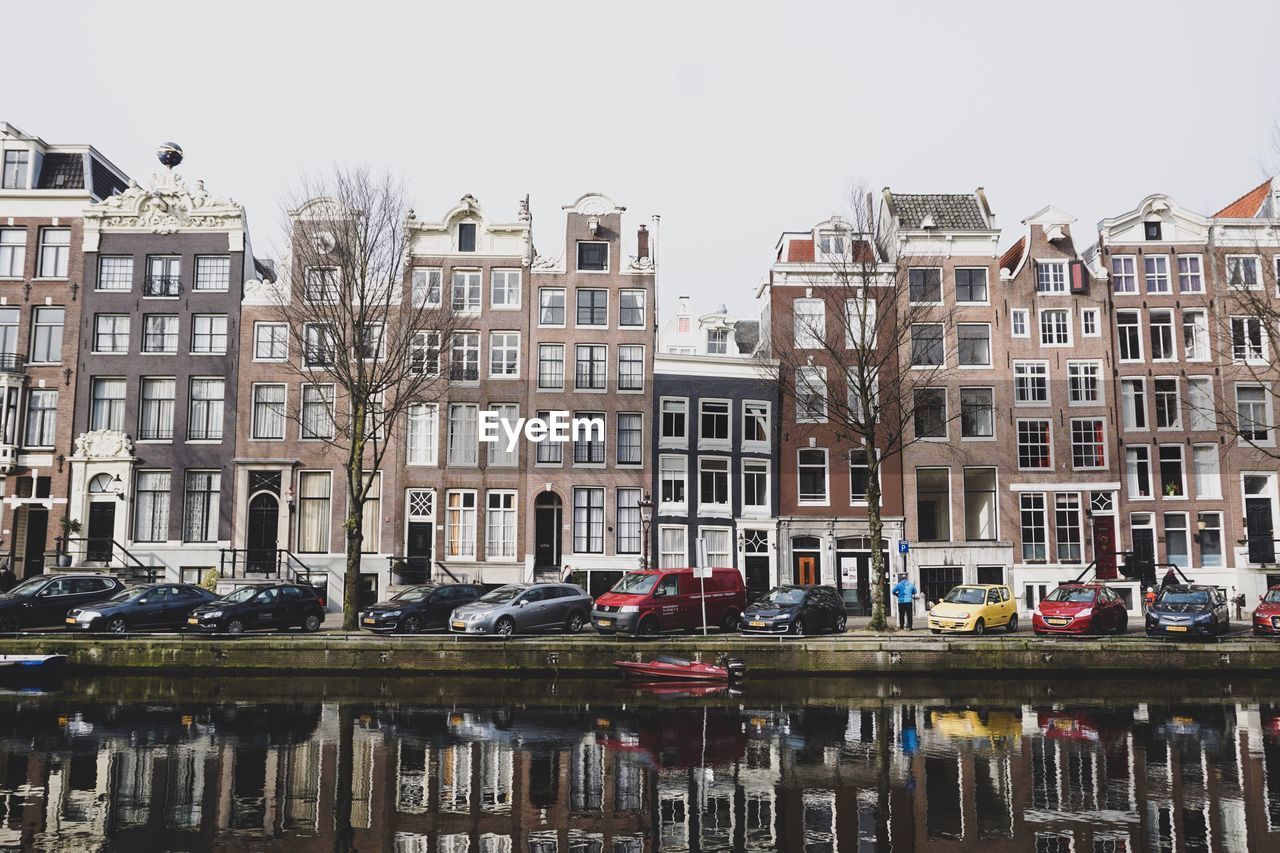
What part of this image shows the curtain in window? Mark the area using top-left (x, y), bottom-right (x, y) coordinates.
top-left (360, 474), bottom-right (381, 553)
top-left (140, 378), bottom-right (175, 440)
top-left (183, 472), bottom-right (221, 542)
top-left (133, 471), bottom-right (170, 542)
top-left (92, 378), bottom-right (126, 431)
top-left (298, 472), bottom-right (331, 552)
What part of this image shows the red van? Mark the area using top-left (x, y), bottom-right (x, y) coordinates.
top-left (592, 568), bottom-right (746, 636)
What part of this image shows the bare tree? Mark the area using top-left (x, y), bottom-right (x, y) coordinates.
top-left (762, 183), bottom-right (960, 631)
top-left (272, 167), bottom-right (455, 629)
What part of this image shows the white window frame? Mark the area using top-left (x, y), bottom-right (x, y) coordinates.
top-left (1177, 254), bottom-right (1204, 294)
top-left (538, 287), bottom-right (566, 327)
top-left (489, 268), bottom-right (522, 310)
top-left (1036, 261), bottom-right (1067, 294)
top-left (742, 458), bottom-right (771, 515)
top-left (1192, 444), bottom-right (1221, 500)
top-left (1158, 444), bottom-right (1188, 500)
top-left (253, 322), bottom-right (288, 362)
top-left (407, 402), bottom-right (439, 466)
top-left (1080, 308), bottom-right (1100, 337)
top-left (1111, 255), bottom-right (1137, 294)
top-left (1153, 377), bottom-right (1182, 431)
top-left (1149, 309), bottom-right (1177, 362)
top-left (1235, 383), bottom-right (1274, 448)
top-left (742, 400), bottom-right (770, 450)
top-left (1010, 308), bottom-right (1029, 338)
top-left (1144, 255), bottom-right (1170, 294)
top-left (659, 454), bottom-right (688, 511)
top-left (1187, 377), bottom-right (1215, 431)
top-left (1038, 309), bottom-right (1071, 347)
top-left (485, 490), bottom-right (518, 561)
top-left (797, 448), bottom-right (830, 506)
top-left (659, 397), bottom-right (688, 448)
top-left (251, 383), bottom-right (287, 441)
top-left (698, 399), bottom-right (732, 449)
top-left (957, 322), bottom-right (992, 368)
top-left (1126, 446), bottom-right (1152, 500)
top-left (444, 490), bottom-right (478, 559)
top-left (1069, 417), bottom-right (1107, 471)
top-left (1182, 309), bottom-right (1209, 362)
top-left (1226, 254), bottom-right (1262, 290)
top-left (1116, 310), bottom-right (1143, 362)
top-left (697, 456), bottom-right (732, 517)
top-left (1013, 360), bottom-right (1049, 406)
top-left (1120, 378), bottom-right (1147, 431)
top-left (1015, 418), bottom-right (1053, 471)
top-left (487, 331), bottom-right (520, 379)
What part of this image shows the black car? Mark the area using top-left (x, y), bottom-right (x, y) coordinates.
top-left (186, 583), bottom-right (326, 634)
top-left (0, 573), bottom-right (125, 632)
top-left (1146, 584), bottom-right (1231, 640)
top-left (67, 583), bottom-right (219, 633)
top-left (741, 585), bottom-right (848, 636)
top-left (361, 583), bottom-right (484, 634)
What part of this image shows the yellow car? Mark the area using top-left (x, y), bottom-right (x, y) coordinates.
top-left (927, 584), bottom-right (1018, 635)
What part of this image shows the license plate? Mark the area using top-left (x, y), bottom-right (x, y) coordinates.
top-left (363, 618), bottom-right (375, 625)
top-left (65, 617), bottom-right (77, 624)
top-left (1166, 625), bottom-right (1187, 632)
top-left (1047, 618), bottom-right (1069, 626)
top-left (597, 619), bottom-right (612, 627)
top-left (749, 621), bottom-right (767, 628)
top-left (187, 618), bottom-right (198, 625)
top-left (451, 620), bottom-right (465, 629)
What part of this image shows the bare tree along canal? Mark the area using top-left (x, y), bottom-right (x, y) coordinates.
top-left (0, 673), bottom-right (1276, 851)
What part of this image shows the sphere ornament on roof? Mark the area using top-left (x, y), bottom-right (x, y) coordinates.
top-left (156, 142), bottom-right (184, 169)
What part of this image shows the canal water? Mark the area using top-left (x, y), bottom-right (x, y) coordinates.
top-left (0, 673), bottom-right (1276, 851)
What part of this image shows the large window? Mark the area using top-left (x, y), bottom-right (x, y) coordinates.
top-left (447, 403), bottom-right (479, 466)
top-left (792, 299), bottom-right (824, 348)
top-left (538, 344), bottom-right (564, 389)
top-left (1164, 513), bottom-right (1189, 568)
top-left (955, 268), bottom-right (988, 302)
top-left (37, 228), bottom-right (70, 278)
top-left (1158, 445), bottom-right (1185, 497)
top-left (700, 400), bottom-right (730, 444)
top-left (1039, 309), bottom-right (1069, 345)
top-left (957, 324), bottom-right (991, 366)
top-left (698, 457), bottom-right (730, 512)
top-left (138, 377), bottom-right (175, 440)
top-left (844, 297), bottom-right (876, 348)
top-left (1144, 256), bottom-right (1170, 294)
top-left (411, 268), bottom-right (442, 307)
top-left (617, 413), bottom-right (642, 466)
top-left (304, 267), bottom-right (340, 302)
top-left (910, 324), bottom-right (943, 366)
top-left (1054, 494), bottom-right (1082, 562)
top-left (1226, 255), bottom-right (1261, 289)
top-left (743, 402), bottom-right (769, 445)
top-left (576, 289), bottom-right (608, 326)
top-left (1182, 309), bottom-right (1209, 361)
top-left (253, 322), bottom-right (287, 361)
top-left (914, 388), bottom-right (946, 439)
top-left (659, 527), bottom-right (687, 569)
top-left (133, 471), bottom-right (171, 543)
top-left (407, 403), bottom-right (438, 466)
top-left (194, 256), bottom-right (230, 291)
top-left (702, 528), bottom-right (732, 568)
top-left (909, 268), bottom-right (941, 302)
top-left (183, 472), bottom-right (221, 542)
top-left (1117, 310), bottom-right (1142, 361)
top-left (188, 379), bottom-right (225, 440)
top-left (1126, 446), bottom-right (1152, 498)
top-left (1067, 361), bottom-right (1101, 404)
top-left (659, 455), bottom-right (687, 506)
top-left (618, 345), bottom-right (644, 391)
top-left (797, 449), bottom-right (828, 504)
top-left (24, 389), bottom-right (57, 447)
top-left (297, 472), bottom-right (332, 553)
top-left (303, 323), bottom-right (337, 367)
top-left (539, 288), bottom-right (565, 325)
top-left (745, 460), bottom-right (770, 512)
top-left (0, 229), bottom-right (24, 278)
top-left (1121, 379), bottom-right (1147, 430)
top-left (1188, 377), bottom-right (1214, 431)
top-left (486, 404), bottom-right (520, 467)
top-left (620, 290), bottom-right (645, 327)
top-left (1016, 420), bottom-right (1051, 469)
top-left (575, 344), bottom-right (607, 390)
top-left (252, 384), bottom-right (285, 440)
top-left (191, 314), bottom-right (228, 354)
top-left (1036, 262), bottom-right (1066, 293)
top-left (2, 150), bottom-right (29, 189)
top-left (1149, 309), bottom-right (1175, 360)
top-left (1070, 418), bottom-right (1106, 469)
top-left (795, 366), bottom-right (827, 422)
top-left (488, 332), bottom-right (520, 378)
top-left (143, 315), bottom-right (179, 354)
top-left (485, 492), bottom-right (517, 559)
top-left (661, 399), bottom-right (687, 444)
top-left (577, 241), bottom-right (608, 272)
top-left (1154, 378), bottom-right (1180, 429)
top-left (97, 256), bottom-right (133, 290)
top-left (572, 412), bottom-right (605, 464)
top-left (445, 491), bottom-right (477, 558)
top-left (1193, 444), bottom-right (1221, 499)
top-left (573, 488), bottom-right (605, 553)
top-left (1013, 361), bottom-right (1048, 405)
top-left (960, 388), bottom-right (993, 438)
top-left (490, 269), bottom-right (521, 309)
top-left (964, 468), bottom-right (997, 541)
top-left (1111, 256), bottom-right (1137, 294)
top-left (1019, 493), bottom-right (1047, 561)
top-left (451, 271), bottom-right (481, 311)
top-left (301, 384), bottom-right (336, 440)
top-left (29, 307), bottom-right (64, 363)
top-left (916, 468), bottom-right (950, 542)
top-left (408, 330), bottom-right (440, 377)
top-left (1199, 511), bottom-right (1223, 567)
top-left (93, 314), bottom-right (130, 354)
top-left (360, 474), bottom-right (382, 553)
top-left (0, 309), bottom-right (14, 355)
top-left (90, 377), bottom-right (126, 431)
top-left (1231, 317), bottom-right (1266, 363)
top-left (1236, 385), bottom-right (1270, 443)
top-left (706, 328), bottom-right (728, 354)
top-left (616, 489), bottom-right (642, 554)
top-left (1178, 255), bottom-right (1203, 293)
top-left (449, 332), bottom-right (479, 381)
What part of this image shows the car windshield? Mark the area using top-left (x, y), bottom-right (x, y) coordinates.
top-left (222, 586), bottom-right (260, 604)
top-left (1159, 590), bottom-right (1210, 606)
top-left (1265, 589), bottom-right (1280, 604)
top-left (107, 587), bottom-right (147, 603)
top-left (611, 574), bottom-right (659, 595)
top-left (1046, 587), bottom-right (1096, 603)
top-left (761, 588), bottom-right (806, 606)
top-left (393, 587), bottom-right (434, 603)
top-left (6, 578), bottom-right (47, 598)
top-left (943, 587), bottom-right (987, 605)
top-left (477, 585), bottom-right (523, 604)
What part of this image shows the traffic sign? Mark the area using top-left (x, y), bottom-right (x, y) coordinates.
top-left (898, 541), bottom-right (910, 554)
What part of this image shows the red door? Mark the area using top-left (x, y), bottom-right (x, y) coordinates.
top-left (1093, 517), bottom-right (1117, 580)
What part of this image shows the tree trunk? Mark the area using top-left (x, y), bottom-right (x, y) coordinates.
top-left (866, 445), bottom-right (888, 632)
top-left (343, 519), bottom-right (364, 631)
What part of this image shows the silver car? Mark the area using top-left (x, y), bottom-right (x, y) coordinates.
top-left (449, 583), bottom-right (592, 637)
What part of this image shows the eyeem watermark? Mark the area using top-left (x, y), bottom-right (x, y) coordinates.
top-left (479, 411), bottom-right (603, 453)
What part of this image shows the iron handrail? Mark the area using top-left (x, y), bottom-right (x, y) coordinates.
top-left (55, 535), bottom-right (159, 582)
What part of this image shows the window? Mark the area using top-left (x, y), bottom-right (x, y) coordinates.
top-left (357, 473), bottom-right (382, 553)
top-left (37, 228), bottom-right (70, 278)
top-left (248, 384), bottom-right (285, 440)
top-left (1067, 361), bottom-right (1101, 404)
top-left (1111, 256), bottom-right (1137, 294)
top-left (908, 268), bottom-right (941, 302)
top-left (457, 222), bottom-right (476, 252)
top-left (964, 468), bottom-right (997, 540)
top-left (745, 460), bottom-right (770, 511)
top-left (1126, 446), bottom-right (1152, 498)
top-left (1188, 378), bottom-right (1214, 431)
top-left (187, 379), bottom-right (225, 440)
top-left (916, 468), bottom-right (950, 541)
top-left (797, 449), bottom-right (828, 504)
top-left (93, 314), bottom-right (130, 354)
top-left (1081, 308), bottom-right (1099, 336)
top-left (447, 404), bottom-right (479, 466)
top-left (572, 488), bottom-right (605, 553)
top-left (537, 344), bottom-right (564, 389)
top-left (1054, 494), bottom-right (1082, 562)
top-left (1013, 361), bottom-right (1048, 405)
top-left (955, 268), bottom-right (988, 303)
top-left (1039, 309), bottom-right (1069, 345)
top-left (1182, 310), bottom-right (1208, 361)
top-left (485, 492), bottom-right (517, 559)
top-left (194, 256), bottom-right (230, 291)
top-left (1144, 221), bottom-right (1163, 241)
top-left (619, 290), bottom-right (645, 327)
top-left (659, 455), bottom-right (687, 506)
top-left (2, 150), bottom-right (29, 189)
top-left (699, 457), bottom-right (730, 511)
top-left (440, 490), bottom-right (476, 558)
top-left (1158, 445), bottom-right (1185, 497)
top-left (190, 314), bottom-right (228, 355)
top-left (793, 299), bottom-right (824, 348)
top-left (576, 289), bottom-right (608, 325)
top-left (960, 387), bottom-right (993, 438)
top-left (700, 400), bottom-right (730, 444)
top-left (1010, 309), bottom-right (1029, 337)
top-left (183, 472), bottom-right (221, 542)
top-left (617, 412), bottom-right (642, 465)
top-left (616, 489), bottom-right (642, 554)
top-left (1020, 493), bottom-right (1047, 561)
top-left (1178, 255), bottom-right (1203, 293)
top-left (90, 378), bottom-right (126, 431)
top-left (618, 345), bottom-right (644, 391)
top-left (303, 267), bottom-right (339, 302)
top-left (252, 322), bottom-right (287, 361)
top-left (914, 389), bottom-right (946, 439)
top-left (24, 390), bottom-right (57, 447)
top-left (818, 232), bottom-right (846, 257)
top-left (1160, 512), bottom-right (1190, 568)
top-left (1149, 310), bottom-right (1175, 360)
top-left (409, 330), bottom-right (440, 376)
top-left (297, 472), bottom-right (332, 553)
top-left (1231, 317), bottom-right (1266, 363)
top-left (303, 323), bottom-right (337, 367)
top-left (702, 528), bottom-right (732, 568)
top-left (450, 270), bottom-right (481, 312)
top-left (1117, 310), bottom-right (1142, 361)
top-left (575, 344), bottom-right (607, 390)
top-left (795, 366), bottom-right (827, 422)
top-left (910, 324), bottom-right (943, 366)
top-left (572, 412), bottom-right (605, 464)
top-left (743, 402), bottom-right (769, 445)
top-left (1144, 256), bottom-right (1170, 293)
top-left (847, 451), bottom-right (872, 504)
top-left (0, 229), bottom-right (25, 280)
top-left (844, 297), bottom-right (876, 348)
top-left (534, 409), bottom-right (562, 464)
top-left (486, 404), bottom-right (520, 468)
top-left (577, 241), bottom-right (608, 272)
top-left (539, 288), bottom-right (565, 325)
top-left (661, 399), bottom-right (687, 444)
top-left (706, 328), bottom-right (728, 354)
top-left (1236, 385), bottom-right (1270, 443)
top-left (138, 377), bottom-right (175, 440)
top-left (957, 324), bottom-right (991, 366)
top-left (659, 526), bottom-right (687, 569)
top-left (133, 471), bottom-right (170, 542)
top-left (1199, 511), bottom-right (1223, 567)
top-left (411, 268), bottom-right (442, 307)
top-left (356, 323), bottom-right (384, 361)
top-left (1016, 420), bottom-right (1051, 469)
top-left (1154, 378), bottom-right (1180, 429)
top-left (29, 307), bottom-right (63, 363)
top-left (488, 332), bottom-right (520, 378)
top-left (0, 308), bottom-right (13, 355)
top-left (300, 384), bottom-right (335, 440)
top-left (1036, 262), bottom-right (1066, 293)
top-left (407, 403), bottom-right (438, 466)
top-left (1070, 418), bottom-right (1106, 469)
top-left (449, 332), bottom-right (479, 382)
top-left (1192, 444), bottom-right (1221, 499)
top-left (1120, 379), bottom-right (1147, 430)
top-left (96, 256), bottom-right (132, 291)
top-left (1226, 255), bottom-right (1261, 289)
top-left (490, 269), bottom-right (521, 308)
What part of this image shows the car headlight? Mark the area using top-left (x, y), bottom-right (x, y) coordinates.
top-left (955, 612), bottom-right (969, 619)
top-left (385, 610), bottom-right (401, 618)
top-left (1032, 607), bottom-right (1041, 617)
top-left (202, 610), bottom-right (222, 619)
top-left (619, 605), bottom-right (639, 614)
top-left (1194, 612), bottom-right (1212, 622)
top-left (78, 611), bottom-right (100, 621)
top-left (1076, 608), bottom-right (1092, 618)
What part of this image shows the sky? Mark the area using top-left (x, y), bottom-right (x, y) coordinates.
top-left (6, 0), bottom-right (1280, 317)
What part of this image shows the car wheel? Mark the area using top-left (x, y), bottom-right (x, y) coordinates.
top-left (638, 617), bottom-right (658, 637)
top-left (833, 613), bottom-right (847, 633)
top-left (972, 618), bottom-right (985, 636)
top-left (495, 617), bottom-right (515, 638)
top-left (565, 611), bottom-right (584, 634)
top-left (931, 629), bottom-right (942, 635)
top-left (1006, 614), bottom-right (1018, 634)
top-left (226, 619), bottom-right (244, 635)
top-left (1115, 620), bottom-right (1127, 635)
top-left (720, 610), bottom-right (740, 632)
top-left (402, 615), bottom-right (423, 635)
top-left (0, 614), bottom-right (19, 633)
top-left (106, 616), bottom-right (129, 635)
top-left (302, 613), bottom-right (322, 633)
top-left (792, 618), bottom-right (806, 637)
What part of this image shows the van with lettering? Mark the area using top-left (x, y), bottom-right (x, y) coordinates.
top-left (592, 568), bottom-right (746, 636)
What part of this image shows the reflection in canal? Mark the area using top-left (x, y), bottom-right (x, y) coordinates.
top-left (0, 677), bottom-right (1278, 850)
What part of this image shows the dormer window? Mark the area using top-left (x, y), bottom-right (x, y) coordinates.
top-left (707, 328), bottom-right (728, 354)
top-left (818, 233), bottom-right (846, 257)
top-left (1036, 262), bottom-right (1066, 294)
top-left (1144, 221), bottom-right (1162, 241)
top-left (2, 150), bottom-right (29, 190)
top-left (457, 222), bottom-right (476, 253)
top-left (577, 241), bottom-right (608, 272)
top-left (677, 317), bottom-right (690, 334)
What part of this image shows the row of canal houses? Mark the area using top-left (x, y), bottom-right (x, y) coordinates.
top-left (3, 121), bottom-right (1280, 613)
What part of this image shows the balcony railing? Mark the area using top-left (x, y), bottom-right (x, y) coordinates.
top-left (0, 354), bottom-right (26, 375)
top-left (143, 275), bottom-right (182, 297)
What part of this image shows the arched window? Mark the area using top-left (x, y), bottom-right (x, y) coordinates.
top-left (88, 473), bottom-right (115, 494)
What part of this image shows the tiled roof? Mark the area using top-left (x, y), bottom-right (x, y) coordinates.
top-left (893, 193), bottom-right (988, 230)
top-left (733, 320), bottom-right (760, 355)
top-left (90, 156), bottom-right (127, 199)
top-left (998, 237), bottom-right (1025, 271)
top-left (35, 153), bottom-right (84, 190)
top-left (1214, 179), bottom-right (1272, 218)
top-left (785, 238), bottom-right (814, 263)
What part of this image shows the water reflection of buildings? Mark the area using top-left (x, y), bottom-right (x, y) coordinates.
top-left (1, 695), bottom-right (1280, 850)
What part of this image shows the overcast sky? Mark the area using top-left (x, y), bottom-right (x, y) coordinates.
top-left (7, 1), bottom-right (1280, 316)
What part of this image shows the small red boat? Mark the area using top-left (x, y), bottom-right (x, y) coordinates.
top-left (613, 655), bottom-right (745, 682)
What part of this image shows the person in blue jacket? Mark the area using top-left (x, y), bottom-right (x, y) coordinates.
top-left (891, 573), bottom-right (917, 630)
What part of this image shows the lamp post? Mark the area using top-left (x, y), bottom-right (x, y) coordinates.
top-left (639, 492), bottom-right (653, 570)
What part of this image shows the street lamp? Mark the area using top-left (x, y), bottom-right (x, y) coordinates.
top-left (638, 492), bottom-right (654, 570)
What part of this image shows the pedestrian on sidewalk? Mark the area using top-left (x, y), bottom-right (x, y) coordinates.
top-left (892, 573), bottom-right (917, 630)
top-left (1143, 586), bottom-right (1156, 612)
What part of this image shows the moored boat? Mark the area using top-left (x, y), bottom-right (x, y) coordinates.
top-left (0, 655), bottom-right (67, 674)
top-left (613, 654), bottom-right (745, 682)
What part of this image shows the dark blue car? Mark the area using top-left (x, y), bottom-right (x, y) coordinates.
top-left (67, 583), bottom-right (218, 633)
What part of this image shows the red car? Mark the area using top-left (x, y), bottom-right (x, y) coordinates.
top-left (1032, 583), bottom-right (1128, 636)
top-left (1252, 585), bottom-right (1280, 635)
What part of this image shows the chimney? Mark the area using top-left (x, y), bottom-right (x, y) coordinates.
top-left (637, 224), bottom-right (650, 259)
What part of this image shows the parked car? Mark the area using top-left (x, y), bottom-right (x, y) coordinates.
top-left (361, 583), bottom-right (485, 634)
top-left (1146, 584), bottom-right (1230, 640)
top-left (0, 573), bottom-right (125, 632)
top-left (67, 583), bottom-right (219, 633)
top-left (449, 583), bottom-right (592, 637)
top-left (593, 568), bottom-right (746, 636)
top-left (927, 584), bottom-right (1018, 635)
top-left (1032, 583), bottom-right (1128, 636)
top-left (741, 585), bottom-right (847, 636)
top-left (1253, 585), bottom-right (1280, 636)
top-left (186, 583), bottom-right (326, 634)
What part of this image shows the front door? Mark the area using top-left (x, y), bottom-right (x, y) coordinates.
top-left (1247, 497), bottom-right (1276, 563)
top-left (406, 521), bottom-right (433, 582)
top-left (1093, 517), bottom-right (1117, 579)
top-left (744, 555), bottom-right (770, 602)
top-left (22, 507), bottom-right (48, 578)
top-left (1130, 526), bottom-right (1156, 587)
top-left (795, 555), bottom-right (818, 585)
top-left (86, 503), bottom-right (115, 562)
top-left (534, 493), bottom-right (562, 570)
top-left (246, 493), bottom-right (279, 574)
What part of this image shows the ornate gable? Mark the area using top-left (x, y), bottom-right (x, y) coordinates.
top-left (85, 168), bottom-right (244, 235)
